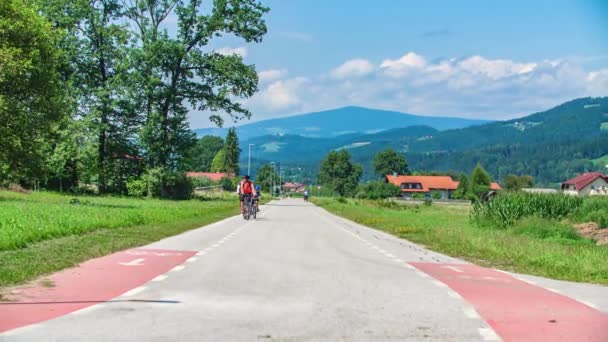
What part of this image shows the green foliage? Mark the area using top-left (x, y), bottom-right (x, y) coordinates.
top-left (504, 174), bottom-right (534, 191)
top-left (191, 177), bottom-right (219, 188)
top-left (470, 164), bottom-right (492, 200)
top-left (255, 163), bottom-right (278, 191)
top-left (357, 181), bottom-right (402, 200)
top-left (220, 177), bottom-right (236, 192)
top-left (431, 191), bottom-right (442, 200)
top-left (571, 197), bottom-right (608, 227)
top-left (452, 174), bottom-right (469, 199)
top-left (373, 148), bottom-right (409, 178)
top-left (210, 149), bottom-right (228, 172)
top-left (0, 0), bottom-right (67, 184)
top-left (185, 136), bottom-right (225, 172)
top-left (126, 178), bottom-right (147, 197)
top-left (318, 150), bottom-right (362, 197)
top-left (471, 192), bottom-right (584, 227)
top-left (144, 168), bottom-right (193, 200)
top-left (224, 128), bottom-right (240, 175)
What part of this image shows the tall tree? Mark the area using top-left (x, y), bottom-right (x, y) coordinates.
top-left (0, 0), bottom-right (67, 184)
top-left (504, 174), bottom-right (534, 191)
top-left (210, 149), bottom-right (227, 172)
top-left (123, 0), bottom-right (268, 171)
top-left (185, 135), bottom-right (225, 171)
top-left (223, 128), bottom-right (240, 175)
top-left (373, 148), bottom-right (409, 177)
top-left (318, 150), bottom-right (362, 197)
top-left (470, 164), bottom-right (492, 200)
top-left (452, 173), bottom-right (469, 199)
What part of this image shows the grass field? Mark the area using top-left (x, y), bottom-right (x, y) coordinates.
top-left (0, 191), bottom-right (242, 287)
top-left (313, 198), bottom-right (608, 285)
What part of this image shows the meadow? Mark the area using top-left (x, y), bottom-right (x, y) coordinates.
top-left (0, 191), bottom-right (240, 287)
top-left (313, 196), bottom-right (608, 285)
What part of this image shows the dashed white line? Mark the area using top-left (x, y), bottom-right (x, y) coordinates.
top-left (151, 275), bottom-right (168, 282)
top-left (121, 286), bottom-right (147, 297)
top-left (186, 257), bottom-right (197, 263)
top-left (463, 306), bottom-right (481, 319)
top-left (478, 327), bottom-right (501, 341)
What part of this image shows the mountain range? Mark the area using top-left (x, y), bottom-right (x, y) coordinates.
top-left (193, 106), bottom-right (491, 141)
top-left (232, 97), bottom-right (608, 185)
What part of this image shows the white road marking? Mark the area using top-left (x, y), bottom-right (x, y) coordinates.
top-left (197, 251), bottom-right (206, 256)
top-left (432, 280), bottom-right (449, 288)
top-left (151, 275), bottom-right (168, 282)
top-left (447, 290), bottom-right (461, 299)
top-left (415, 271), bottom-right (430, 278)
top-left (186, 257), bottom-right (197, 263)
top-left (580, 300), bottom-right (599, 310)
top-left (394, 258), bottom-right (404, 264)
top-left (170, 265), bottom-right (186, 272)
top-left (121, 286), bottom-right (147, 297)
top-left (463, 306), bottom-right (481, 319)
top-left (118, 258), bottom-right (145, 266)
top-left (546, 287), bottom-right (561, 294)
top-left (478, 327), bottom-right (501, 341)
top-left (442, 265), bottom-right (464, 273)
top-left (385, 253), bottom-right (395, 259)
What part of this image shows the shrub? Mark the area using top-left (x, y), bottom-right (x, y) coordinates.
top-left (357, 181), bottom-right (401, 200)
top-left (336, 197), bottom-right (347, 203)
top-left (571, 197), bottom-right (608, 227)
top-left (431, 191), bottom-right (442, 200)
top-left (126, 178), bottom-right (147, 197)
top-left (191, 177), bottom-right (218, 188)
top-left (220, 177), bottom-right (236, 191)
top-left (471, 192), bottom-right (584, 228)
top-left (144, 168), bottom-right (193, 200)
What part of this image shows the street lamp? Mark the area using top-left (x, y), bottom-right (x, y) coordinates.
top-left (270, 162), bottom-right (275, 197)
top-left (247, 144), bottom-right (255, 176)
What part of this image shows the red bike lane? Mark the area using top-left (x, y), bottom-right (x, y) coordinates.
top-left (0, 248), bottom-right (196, 333)
top-left (411, 262), bottom-right (608, 342)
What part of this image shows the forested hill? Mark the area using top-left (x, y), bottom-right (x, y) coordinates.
top-left (194, 106), bottom-right (490, 141)
top-left (241, 97), bottom-right (608, 185)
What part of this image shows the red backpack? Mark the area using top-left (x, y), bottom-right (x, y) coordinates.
top-left (242, 181), bottom-right (253, 194)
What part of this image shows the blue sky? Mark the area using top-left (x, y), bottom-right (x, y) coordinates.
top-left (190, 0), bottom-right (608, 128)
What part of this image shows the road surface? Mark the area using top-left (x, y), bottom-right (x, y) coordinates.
top-left (1, 199), bottom-right (607, 341)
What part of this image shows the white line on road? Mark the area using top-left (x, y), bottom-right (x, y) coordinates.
top-left (463, 306), bottom-right (481, 320)
top-left (186, 257), bottom-right (197, 263)
top-left (432, 280), bottom-right (449, 288)
top-left (441, 265), bottom-right (464, 273)
top-left (447, 290), bottom-right (461, 299)
top-left (478, 328), bottom-right (502, 341)
top-left (118, 258), bottom-right (145, 266)
top-left (579, 300), bottom-right (599, 310)
top-left (121, 286), bottom-right (147, 297)
top-left (151, 275), bottom-right (168, 282)
top-left (546, 287), bottom-right (562, 294)
top-left (415, 271), bottom-right (430, 278)
top-left (170, 265), bottom-right (186, 272)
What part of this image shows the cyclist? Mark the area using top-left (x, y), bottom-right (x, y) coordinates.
top-left (303, 189), bottom-right (309, 202)
top-left (237, 175), bottom-right (255, 213)
top-left (254, 185), bottom-right (262, 212)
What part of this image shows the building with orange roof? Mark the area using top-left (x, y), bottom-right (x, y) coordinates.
top-left (186, 172), bottom-right (233, 182)
top-left (385, 174), bottom-right (502, 199)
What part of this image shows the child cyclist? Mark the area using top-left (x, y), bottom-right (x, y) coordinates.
top-left (254, 185), bottom-right (262, 212)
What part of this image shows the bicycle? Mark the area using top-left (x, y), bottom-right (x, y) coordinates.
top-left (242, 194), bottom-right (257, 220)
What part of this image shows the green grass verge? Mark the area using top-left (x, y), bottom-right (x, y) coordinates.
top-left (0, 191), bottom-right (242, 287)
top-left (312, 198), bottom-right (608, 285)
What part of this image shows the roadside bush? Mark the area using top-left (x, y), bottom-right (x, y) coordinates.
top-left (336, 197), bottom-right (347, 204)
top-left (511, 216), bottom-right (584, 242)
top-left (220, 177), bottom-right (236, 191)
top-left (357, 181), bottom-right (401, 200)
top-left (571, 197), bottom-right (608, 227)
top-left (471, 192), bottom-right (583, 227)
top-left (126, 178), bottom-right (147, 197)
top-left (145, 168), bottom-right (193, 200)
top-left (191, 177), bottom-right (218, 188)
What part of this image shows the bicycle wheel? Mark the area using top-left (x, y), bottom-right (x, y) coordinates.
top-left (252, 199), bottom-right (257, 219)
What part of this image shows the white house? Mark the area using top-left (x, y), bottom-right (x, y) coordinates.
top-left (561, 172), bottom-right (608, 196)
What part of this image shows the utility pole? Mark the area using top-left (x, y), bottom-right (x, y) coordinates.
top-left (247, 144), bottom-right (255, 176)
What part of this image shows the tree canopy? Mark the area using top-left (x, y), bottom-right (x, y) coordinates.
top-left (318, 150), bottom-right (362, 197)
top-left (373, 148), bottom-right (409, 177)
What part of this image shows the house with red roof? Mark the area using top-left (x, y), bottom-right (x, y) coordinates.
top-left (186, 172), bottom-right (233, 182)
top-left (282, 182), bottom-right (306, 193)
top-left (561, 172), bottom-right (608, 196)
top-left (385, 174), bottom-right (501, 199)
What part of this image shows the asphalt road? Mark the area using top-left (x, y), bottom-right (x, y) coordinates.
top-left (2, 199), bottom-right (607, 341)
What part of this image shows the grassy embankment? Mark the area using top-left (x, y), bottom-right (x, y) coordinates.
top-left (312, 196), bottom-right (608, 285)
top-left (0, 191), bottom-right (244, 287)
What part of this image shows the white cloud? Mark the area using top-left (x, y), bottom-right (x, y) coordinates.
top-left (330, 59), bottom-right (375, 79)
top-left (189, 52), bottom-right (608, 127)
top-left (258, 69), bottom-right (288, 82)
top-left (258, 77), bottom-right (308, 110)
top-left (215, 46), bottom-right (248, 58)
